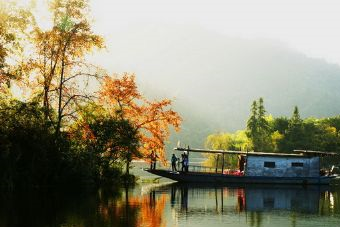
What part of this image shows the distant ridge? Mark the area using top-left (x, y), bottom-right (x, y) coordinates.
top-left (98, 24), bottom-right (340, 148)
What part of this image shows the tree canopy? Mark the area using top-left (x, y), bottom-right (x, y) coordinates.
top-left (246, 97), bottom-right (272, 151)
top-left (0, 0), bottom-right (182, 188)
top-left (99, 73), bottom-right (182, 164)
top-left (205, 99), bottom-right (340, 169)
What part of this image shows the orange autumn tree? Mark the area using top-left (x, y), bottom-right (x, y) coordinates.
top-left (99, 73), bottom-right (182, 169)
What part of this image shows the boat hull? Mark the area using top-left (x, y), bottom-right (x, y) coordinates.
top-left (145, 169), bottom-right (336, 185)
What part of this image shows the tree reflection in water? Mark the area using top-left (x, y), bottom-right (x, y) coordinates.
top-left (165, 183), bottom-right (340, 227)
top-left (137, 190), bottom-right (167, 227)
top-left (97, 186), bottom-right (168, 227)
top-left (0, 186), bottom-right (168, 227)
top-left (0, 184), bottom-right (339, 227)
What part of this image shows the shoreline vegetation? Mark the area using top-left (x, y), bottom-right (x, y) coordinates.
top-left (0, 0), bottom-right (181, 190)
top-left (204, 98), bottom-right (340, 169)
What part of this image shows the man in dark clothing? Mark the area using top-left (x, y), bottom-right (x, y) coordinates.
top-left (171, 154), bottom-right (178, 171)
top-left (181, 154), bottom-right (185, 172)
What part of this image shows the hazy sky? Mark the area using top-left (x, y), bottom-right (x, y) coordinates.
top-left (11, 0), bottom-right (340, 128)
top-left (19, 0), bottom-right (340, 67)
top-left (85, 0), bottom-right (340, 66)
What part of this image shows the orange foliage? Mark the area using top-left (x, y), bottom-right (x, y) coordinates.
top-left (99, 73), bottom-right (182, 163)
top-left (80, 122), bottom-right (96, 141)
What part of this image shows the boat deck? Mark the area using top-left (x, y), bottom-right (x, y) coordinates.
top-left (145, 169), bottom-right (337, 185)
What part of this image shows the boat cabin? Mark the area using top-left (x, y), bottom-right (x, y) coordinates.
top-left (146, 148), bottom-right (338, 184)
top-left (245, 153), bottom-right (319, 177)
top-left (175, 147), bottom-right (337, 177)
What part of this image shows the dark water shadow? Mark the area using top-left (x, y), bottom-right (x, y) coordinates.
top-left (0, 186), bottom-right (136, 227)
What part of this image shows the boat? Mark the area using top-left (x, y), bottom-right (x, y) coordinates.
top-left (145, 147), bottom-right (339, 185)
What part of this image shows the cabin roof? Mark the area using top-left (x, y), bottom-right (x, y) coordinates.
top-left (174, 147), bottom-right (247, 155)
top-left (293, 150), bottom-right (338, 156)
top-left (174, 147), bottom-right (338, 157)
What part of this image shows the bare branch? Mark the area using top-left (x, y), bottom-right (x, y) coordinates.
top-left (62, 72), bottom-right (100, 84)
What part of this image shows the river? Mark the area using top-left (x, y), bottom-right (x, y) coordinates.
top-left (0, 182), bottom-right (339, 227)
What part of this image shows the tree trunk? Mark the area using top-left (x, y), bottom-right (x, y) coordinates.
top-left (55, 58), bottom-right (65, 139)
top-left (43, 85), bottom-right (49, 122)
top-left (126, 160), bottom-right (130, 175)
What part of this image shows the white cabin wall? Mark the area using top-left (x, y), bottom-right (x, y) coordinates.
top-left (309, 157), bottom-right (320, 177)
top-left (245, 156), bottom-right (320, 177)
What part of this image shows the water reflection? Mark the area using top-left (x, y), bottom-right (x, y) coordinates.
top-left (0, 187), bottom-right (168, 227)
top-left (157, 183), bottom-right (340, 227)
top-left (165, 183), bottom-right (339, 214)
top-left (94, 187), bottom-right (168, 227)
top-left (0, 183), bottom-right (339, 227)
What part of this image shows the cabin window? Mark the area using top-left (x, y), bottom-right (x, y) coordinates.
top-left (292, 162), bottom-right (304, 167)
top-left (264, 162), bottom-right (275, 168)
top-left (263, 197), bottom-right (275, 209)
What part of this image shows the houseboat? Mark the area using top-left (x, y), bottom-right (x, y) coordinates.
top-left (145, 147), bottom-right (339, 185)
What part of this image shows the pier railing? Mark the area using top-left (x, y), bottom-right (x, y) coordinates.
top-left (188, 165), bottom-right (220, 173)
top-left (171, 164), bottom-right (241, 175)
top-left (167, 163), bottom-right (244, 176)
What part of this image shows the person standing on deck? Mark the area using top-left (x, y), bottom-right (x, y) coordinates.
top-left (183, 151), bottom-right (189, 172)
top-left (177, 155), bottom-right (181, 170)
top-left (184, 155), bottom-right (189, 172)
top-left (171, 154), bottom-right (178, 171)
top-left (150, 150), bottom-right (158, 170)
top-left (181, 154), bottom-right (185, 172)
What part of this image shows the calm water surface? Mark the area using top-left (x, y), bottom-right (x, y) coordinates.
top-left (1, 183), bottom-right (339, 227)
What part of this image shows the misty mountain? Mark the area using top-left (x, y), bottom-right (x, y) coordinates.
top-left (97, 24), bottom-right (340, 148)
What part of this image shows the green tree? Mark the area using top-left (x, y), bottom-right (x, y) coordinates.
top-left (204, 133), bottom-right (237, 169)
top-left (283, 106), bottom-right (305, 151)
top-left (246, 100), bottom-right (258, 142)
top-left (323, 116), bottom-right (340, 133)
top-left (204, 131), bottom-right (251, 169)
top-left (0, 100), bottom-right (62, 188)
top-left (233, 130), bottom-right (252, 151)
top-left (272, 117), bottom-right (289, 134)
top-left (246, 98), bottom-right (272, 151)
top-left (257, 98), bottom-right (272, 151)
top-left (271, 130), bottom-right (284, 151)
top-left (89, 118), bottom-right (140, 180)
top-left (71, 103), bottom-right (141, 181)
